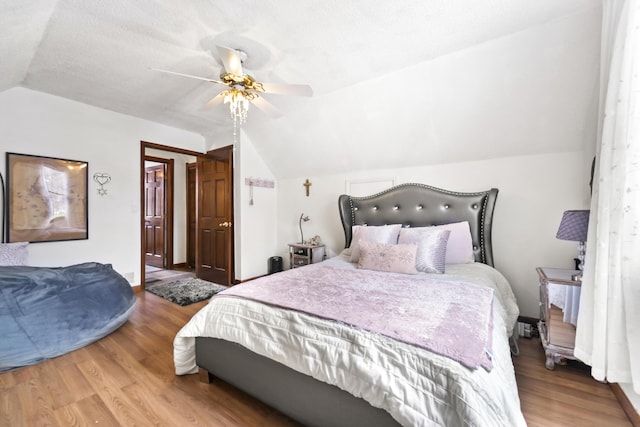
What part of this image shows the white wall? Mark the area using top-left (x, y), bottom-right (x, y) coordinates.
top-left (233, 130), bottom-right (278, 280)
top-left (245, 6), bottom-right (601, 181)
top-left (0, 87), bottom-right (204, 284)
top-left (274, 151), bottom-right (587, 318)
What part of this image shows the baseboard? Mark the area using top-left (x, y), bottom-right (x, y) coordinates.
top-left (171, 262), bottom-right (188, 269)
top-left (235, 274), bottom-right (267, 284)
top-left (611, 383), bottom-right (640, 426)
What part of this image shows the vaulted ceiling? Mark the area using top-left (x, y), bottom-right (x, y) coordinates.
top-left (1, 0), bottom-right (601, 179)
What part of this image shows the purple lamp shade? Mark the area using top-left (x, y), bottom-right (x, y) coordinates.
top-left (556, 210), bottom-right (590, 242)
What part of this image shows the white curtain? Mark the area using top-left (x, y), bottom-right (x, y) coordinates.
top-left (574, 0), bottom-right (640, 393)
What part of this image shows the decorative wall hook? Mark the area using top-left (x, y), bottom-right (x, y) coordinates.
top-left (93, 172), bottom-right (111, 196)
top-left (244, 177), bottom-right (275, 205)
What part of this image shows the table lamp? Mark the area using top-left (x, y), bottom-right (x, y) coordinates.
top-left (556, 210), bottom-right (590, 281)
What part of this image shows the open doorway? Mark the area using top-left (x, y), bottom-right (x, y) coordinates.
top-left (140, 141), bottom-right (200, 290)
top-left (143, 156), bottom-right (174, 270)
top-left (139, 141), bottom-right (235, 290)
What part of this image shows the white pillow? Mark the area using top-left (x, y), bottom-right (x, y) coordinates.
top-left (429, 221), bottom-right (475, 264)
top-left (0, 242), bottom-right (29, 266)
top-left (349, 224), bottom-right (402, 263)
top-left (398, 228), bottom-right (450, 273)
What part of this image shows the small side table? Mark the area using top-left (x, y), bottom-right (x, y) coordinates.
top-left (288, 243), bottom-right (325, 269)
top-left (537, 267), bottom-right (582, 370)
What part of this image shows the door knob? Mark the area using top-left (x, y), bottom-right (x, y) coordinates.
top-left (219, 221), bottom-right (232, 227)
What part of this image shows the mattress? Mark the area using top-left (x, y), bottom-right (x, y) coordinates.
top-left (174, 256), bottom-right (526, 426)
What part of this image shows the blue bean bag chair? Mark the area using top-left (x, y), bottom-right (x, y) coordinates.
top-left (0, 262), bottom-right (136, 372)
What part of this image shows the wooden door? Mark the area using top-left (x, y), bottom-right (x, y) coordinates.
top-left (144, 164), bottom-right (166, 268)
top-left (196, 147), bottom-right (234, 285)
top-left (186, 162), bottom-right (196, 268)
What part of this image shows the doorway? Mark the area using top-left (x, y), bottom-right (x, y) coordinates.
top-left (139, 141), bottom-right (235, 290)
top-left (143, 157), bottom-right (173, 270)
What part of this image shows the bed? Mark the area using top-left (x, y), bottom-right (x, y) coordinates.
top-left (174, 183), bottom-right (526, 426)
top-left (0, 251), bottom-right (137, 372)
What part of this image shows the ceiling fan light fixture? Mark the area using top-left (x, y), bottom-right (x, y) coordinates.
top-left (222, 89), bottom-right (258, 125)
top-left (152, 43), bottom-right (311, 142)
top-left (222, 89), bottom-right (258, 142)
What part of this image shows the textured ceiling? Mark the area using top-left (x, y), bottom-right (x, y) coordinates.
top-left (0, 0), bottom-right (601, 178)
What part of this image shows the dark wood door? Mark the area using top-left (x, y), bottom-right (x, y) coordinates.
top-left (196, 147), bottom-right (234, 285)
top-left (144, 164), bottom-right (166, 268)
top-left (186, 162), bottom-right (196, 268)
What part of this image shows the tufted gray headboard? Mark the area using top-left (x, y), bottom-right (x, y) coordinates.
top-left (338, 183), bottom-right (499, 266)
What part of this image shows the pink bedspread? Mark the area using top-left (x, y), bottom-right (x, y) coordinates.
top-left (219, 263), bottom-right (495, 370)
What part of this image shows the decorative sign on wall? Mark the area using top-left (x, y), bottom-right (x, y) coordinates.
top-left (6, 152), bottom-right (88, 243)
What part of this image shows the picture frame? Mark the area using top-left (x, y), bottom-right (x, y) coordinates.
top-left (6, 152), bottom-right (88, 243)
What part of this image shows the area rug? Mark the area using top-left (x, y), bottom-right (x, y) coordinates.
top-left (146, 278), bottom-right (227, 306)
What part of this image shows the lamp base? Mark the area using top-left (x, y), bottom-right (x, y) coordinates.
top-left (572, 241), bottom-right (586, 282)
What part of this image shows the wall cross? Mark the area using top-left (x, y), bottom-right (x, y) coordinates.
top-left (303, 179), bottom-right (312, 197)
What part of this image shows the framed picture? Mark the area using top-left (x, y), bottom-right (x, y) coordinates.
top-left (6, 152), bottom-right (88, 243)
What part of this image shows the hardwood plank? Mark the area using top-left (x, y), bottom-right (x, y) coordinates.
top-left (120, 382), bottom-right (182, 427)
top-left (1, 291), bottom-right (633, 426)
top-left (32, 361), bottom-right (75, 410)
top-left (68, 394), bottom-right (120, 426)
top-left (0, 381), bottom-right (23, 427)
top-left (53, 363), bottom-right (96, 406)
top-left (14, 379), bottom-right (60, 427)
top-left (514, 337), bottom-right (633, 426)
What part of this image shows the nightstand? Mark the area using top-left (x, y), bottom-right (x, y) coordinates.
top-left (288, 243), bottom-right (325, 269)
top-left (537, 267), bottom-right (582, 370)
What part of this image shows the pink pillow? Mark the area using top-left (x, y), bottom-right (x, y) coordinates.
top-left (0, 242), bottom-right (29, 266)
top-left (357, 242), bottom-right (418, 275)
top-left (429, 221), bottom-right (475, 264)
top-left (349, 224), bottom-right (402, 263)
top-left (398, 228), bottom-right (450, 273)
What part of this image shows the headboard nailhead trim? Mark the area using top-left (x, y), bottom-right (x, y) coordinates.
top-left (342, 183), bottom-right (496, 266)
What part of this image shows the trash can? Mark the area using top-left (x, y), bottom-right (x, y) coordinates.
top-left (268, 256), bottom-right (283, 275)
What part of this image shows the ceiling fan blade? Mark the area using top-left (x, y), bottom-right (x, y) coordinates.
top-left (250, 96), bottom-right (283, 118)
top-left (150, 68), bottom-right (225, 85)
top-left (261, 82), bottom-right (313, 97)
top-left (216, 45), bottom-right (243, 76)
top-left (202, 92), bottom-right (226, 110)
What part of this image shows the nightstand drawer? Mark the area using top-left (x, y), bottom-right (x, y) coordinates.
top-left (291, 247), bottom-right (309, 256)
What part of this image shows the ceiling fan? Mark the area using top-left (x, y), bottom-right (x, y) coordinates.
top-left (152, 45), bottom-right (313, 123)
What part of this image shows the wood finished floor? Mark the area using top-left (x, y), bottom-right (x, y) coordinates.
top-left (0, 291), bottom-right (633, 426)
top-left (144, 266), bottom-right (196, 286)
